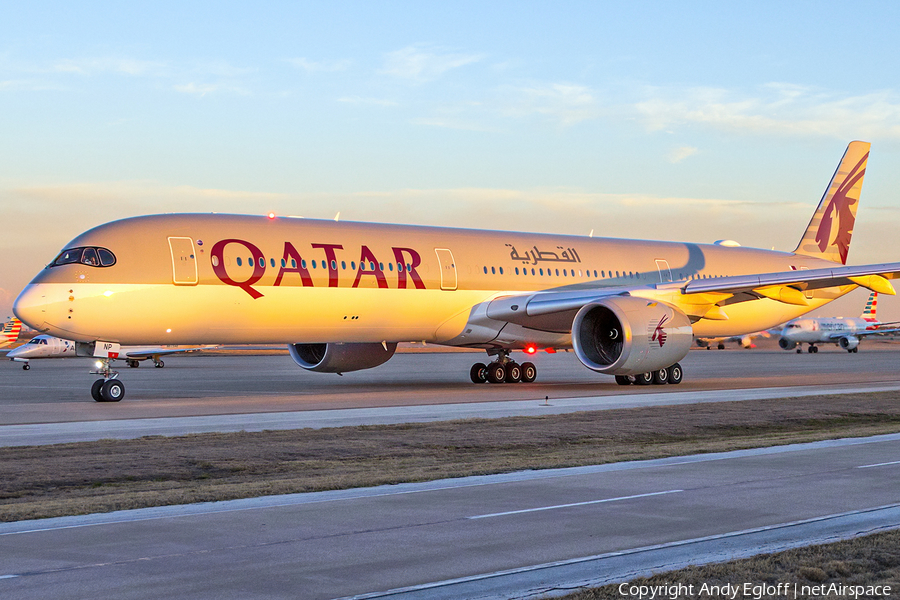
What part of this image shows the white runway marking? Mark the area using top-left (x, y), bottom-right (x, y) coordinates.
top-left (467, 489), bottom-right (683, 519)
top-left (857, 459), bottom-right (900, 469)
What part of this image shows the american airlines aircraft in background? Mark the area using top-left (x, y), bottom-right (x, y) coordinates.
top-left (1, 318), bottom-right (22, 348)
top-left (14, 141), bottom-right (900, 401)
top-left (778, 292), bottom-right (900, 353)
top-left (6, 334), bottom-right (212, 371)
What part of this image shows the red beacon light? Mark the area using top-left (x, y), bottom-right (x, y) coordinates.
top-left (524, 344), bottom-right (538, 355)
top-left (267, 212), bottom-right (276, 220)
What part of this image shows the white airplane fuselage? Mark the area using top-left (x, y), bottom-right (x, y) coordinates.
top-left (780, 317), bottom-right (876, 344)
top-left (13, 215), bottom-right (849, 349)
top-left (7, 335), bottom-right (77, 361)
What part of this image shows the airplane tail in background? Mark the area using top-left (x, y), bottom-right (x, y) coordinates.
top-left (794, 141), bottom-right (870, 265)
top-left (861, 291), bottom-right (878, 322)
top-left (1, 317), bottom-right (22, 347)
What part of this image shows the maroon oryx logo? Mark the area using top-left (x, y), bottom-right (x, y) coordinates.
top-left (815, 151), bottom-right (867, 265)
top-left (651, 314), bottom-right (669, 347)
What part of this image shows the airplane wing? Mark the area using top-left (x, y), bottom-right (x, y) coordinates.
top-left (487, 261), bottom-right (900, 326)
top-left (122, 346), bottom-right (214, 359)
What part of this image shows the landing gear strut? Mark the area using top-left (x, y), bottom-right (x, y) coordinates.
top-left (615, 363), bottom-right (683, 386)
top-left (90, 358), bottom-right (125, 402)
top-left (470, 349), bottom-right (537, 384)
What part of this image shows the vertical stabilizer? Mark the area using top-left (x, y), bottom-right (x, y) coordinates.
top-left (1, 317), bottom-right (22, 347)
top-left (861, 291), bottom-right (878, 322)
top-left (794, 141), bottom-right (870, 264)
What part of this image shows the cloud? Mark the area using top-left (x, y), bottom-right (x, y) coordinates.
top-left (52, 57), bottom-right (168, 76)
top-left (0, 79), bottom-right (65, 92)
top-left (379, 46), bottom-right (482, 81)
top-left (633, 85), bottom-right (900, 139)
top-left (667, 146), bottom-right (698, 163)
top-left (497, 82), bottom-right (598, 125)
top-left (288, 57), bottom-right (352, 72)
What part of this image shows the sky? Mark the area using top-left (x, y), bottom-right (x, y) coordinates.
top-left (3, 1), bottom-right (900, 320)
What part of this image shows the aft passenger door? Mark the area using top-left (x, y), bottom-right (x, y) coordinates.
top-left (434, 248), bottom-right (458, 291)
top-left (655, 259), bottom-right (673, 283)
top-left (168, 237), bottom-right (198, 285)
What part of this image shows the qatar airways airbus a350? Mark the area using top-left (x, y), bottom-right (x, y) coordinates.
top-left (14, 141), bottom-right (900, 401)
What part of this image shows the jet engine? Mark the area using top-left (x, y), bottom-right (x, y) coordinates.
top-left (838, 336), bottom-right (859, 351)
top-left (778, 338), bottom-right (797, 351)
top-left (572, 296), bottom-right (692, 376)
top-left (288, 342), bottom-right (398, 373)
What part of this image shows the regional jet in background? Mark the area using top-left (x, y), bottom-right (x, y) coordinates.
top-left (6, 334), bottom-right (213, 371)
top-left (778, 292), bottom-right (900, 353)
top-left (14, 141), bottom-right (900, 401)
top-left (1, 318), bottom-right (22, 348)
top-left (695, 329), bottom-right (776, 350)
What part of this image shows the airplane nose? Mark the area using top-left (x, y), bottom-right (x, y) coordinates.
top-left (6, 345), bottom-right (28, 359)
top-left (13, 284), bottom-right (52, 332)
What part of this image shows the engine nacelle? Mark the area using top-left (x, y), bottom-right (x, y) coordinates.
top-left (572, 296), bottom-right (692, 376)
top-left (838, 336), bottom-right (859, 350)
top-left (778, 338), bottom-right (797, 350)
top-left (288, 342), bottom-right (398, 374)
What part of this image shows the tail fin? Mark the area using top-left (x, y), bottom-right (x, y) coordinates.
top-left (860, 291), bottom-right (878, 322)
top-left (794, 141), bottom-right (870, 265)
top-left (1, 318), bottom-right (22, 346)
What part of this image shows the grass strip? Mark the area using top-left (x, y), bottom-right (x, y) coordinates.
top-left (559, 528), bottom-right (900, 599)
top-left (2, 392), bottom-right (900, 522)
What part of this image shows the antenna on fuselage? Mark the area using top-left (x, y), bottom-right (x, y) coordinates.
top-left (334, 212), bottom-right (341, 221)
top-left (589, 229), bottom-right (594, 237)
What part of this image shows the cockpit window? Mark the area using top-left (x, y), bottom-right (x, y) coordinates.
top-left (50, 247), bottom-right (117, 268)
top-left (82, 248), bottom-right (100, 266)
top-left (53, 248), bottom-right (84, 265)
top-left (98, 248), bottom-right (116, 266)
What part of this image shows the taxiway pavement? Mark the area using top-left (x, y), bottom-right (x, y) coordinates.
top-left (2, 434), bottom-right (899, 599)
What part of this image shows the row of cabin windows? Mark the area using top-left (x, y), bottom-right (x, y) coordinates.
top-left (480, 266), bottom-right (727, 281)
top-left (233, 256), bottom-right (413, 272)
top-left (483, 266), bottom-right (645, 279)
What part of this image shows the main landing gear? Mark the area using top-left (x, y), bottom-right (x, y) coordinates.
top-left (799, 344), bottom-right (818, 354)
top-left (614, 363), bottom-right (683, 386)
top-left (128, 358), bottom-right (165, 368)
top-left (470, 349), bottom-right (537, 384)
top-left (90, 358), bottom-right (125, 402)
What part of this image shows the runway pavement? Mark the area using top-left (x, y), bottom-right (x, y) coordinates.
top-left (2, 433), bottom-right (899, 600)
top-left (2, 344), bottom-right (900, 445)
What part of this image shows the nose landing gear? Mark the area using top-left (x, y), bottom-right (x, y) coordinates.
top-left (90, 358), bottom-right (125, 402)
top-left (470, 349), bottom-right (537, 384)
